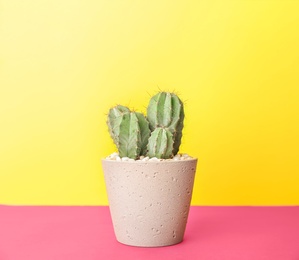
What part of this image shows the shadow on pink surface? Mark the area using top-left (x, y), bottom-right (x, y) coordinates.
top-left (0, 206), bottom-right (298, 260)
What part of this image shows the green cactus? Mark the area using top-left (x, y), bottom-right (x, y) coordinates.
top-left (106, 91), bottom-right (185, 159)
top-left (117, 112), bottom-right (141, 159)
top-left (171, 95), bottom-right (184, 155)
top-left (107, 106), bottom-right (150, 159)
top-left (147, 128), bottom-right (174, 159)
top-left (146, 92), bottom-right (184, 157)
top-left (107, 105), bottom-right (130, 146)
top-left (135, 112), bottom-right (151, 156)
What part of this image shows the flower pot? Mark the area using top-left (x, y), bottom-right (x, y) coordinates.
top-left (102, 158), bottom-right (197, 247)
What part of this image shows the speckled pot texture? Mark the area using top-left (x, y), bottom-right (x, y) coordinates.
top-left (102, 158), bottom-right (197, 247)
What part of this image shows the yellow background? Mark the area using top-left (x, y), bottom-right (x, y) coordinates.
top-left (1, 0), bottom-right (298, 205)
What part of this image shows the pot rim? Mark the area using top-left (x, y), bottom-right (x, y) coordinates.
top-left (102, 158), bottom-right (197, 164)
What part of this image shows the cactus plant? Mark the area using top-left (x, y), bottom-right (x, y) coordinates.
top-left (147, 127), bottom-right (174, 159)
top-left (135, 112), bottom-right (151, 156)
top-left (146, 92), bottom-right (184, 157)
top-left (106, 91), bottom-right (185, 159)
top-left (117, 112), bottom-right (141, 159)
top-left (107, 105), bottom-right (130, 146)
top-left (107, 106), bottom-right (150, 159)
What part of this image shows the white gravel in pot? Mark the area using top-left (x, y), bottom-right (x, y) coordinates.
top-left (105, 152), bottom-right (193, 162)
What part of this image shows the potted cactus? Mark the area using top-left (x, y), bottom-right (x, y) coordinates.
top-left (102, 91), bottom-right (197, 247)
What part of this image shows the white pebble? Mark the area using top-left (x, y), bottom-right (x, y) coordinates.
top-left (116, 156), bottom-right (121, 161)
top-left (149, 157), bottom-right (159, 161)
top-left (128, 159), bottom-right (135, 162)
top-left (121, 157), bottom-right (130, 161)
top-left (142, 157), bottom-right (149, 161)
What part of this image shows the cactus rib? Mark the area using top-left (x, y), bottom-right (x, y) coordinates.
top-left (135, 112), bottom-right (151, 156)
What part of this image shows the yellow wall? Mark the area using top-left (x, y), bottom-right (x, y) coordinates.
top-left (1, 0), bottom-right (298, 205)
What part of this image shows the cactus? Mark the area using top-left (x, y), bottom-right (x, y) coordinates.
top-left (106, 91), bottom-right (185, 159)
top-left (172, 97), bottom-right (184, 155)
top-left (107, 105), bottom-right (130, 146)
top-left (135, 112), bottom-right (151, 156)
top-left (117, 112), bottom-right (141, 159)
top-left (146, 92), bottom-right (184, 157)
top-left (147, 128), bottom-right (174, 159)
top-left (107, 106), bottom-right (150, 159)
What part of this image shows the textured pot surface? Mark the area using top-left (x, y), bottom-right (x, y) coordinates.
top-left (102, 159), bottom-right (197, 247)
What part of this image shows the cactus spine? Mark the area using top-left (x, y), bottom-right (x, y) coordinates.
top-left (106, 91), bottom-right (184, 159)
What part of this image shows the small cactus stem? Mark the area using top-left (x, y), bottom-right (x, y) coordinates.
top-left (135, 112), bottom-right (151, 156)
top-left (107, 105), bottom-right (130, 146)
top-left (118, 112), bottom-right (141, 159)
top-left (147, 128), bottom-right (174, 159)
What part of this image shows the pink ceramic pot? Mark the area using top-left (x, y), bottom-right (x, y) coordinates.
top-left (102, 158), bottom-right (197, 247)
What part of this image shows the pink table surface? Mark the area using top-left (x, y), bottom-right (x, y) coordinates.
top-left (0, 206), bottom-right (298, 260)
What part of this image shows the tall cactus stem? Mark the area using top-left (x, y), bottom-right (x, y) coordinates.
top-left (146, 92), bottom-right (184, 156)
